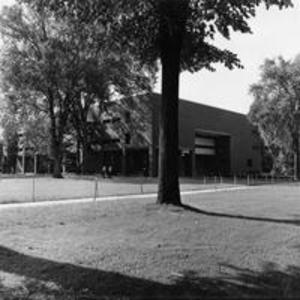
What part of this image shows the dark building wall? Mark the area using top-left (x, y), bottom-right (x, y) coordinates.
top-left (71, 93), bottom-right (262, 177)
top-left (150, 93), bottom-right (262, 176)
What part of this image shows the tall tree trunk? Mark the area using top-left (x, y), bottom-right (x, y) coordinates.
top-left (157, 1), bottom-right (187, 205)
top-left (48, 89), bottom-right (63, 178)
top-left (34, 153), bottom-right (38, 174)
top-left (49, 115), bottom-right (63, 178)
top-left (52, 139), bottom-right (63, 178)
top-left (48, 90), bottom-right (63, 178)
top-left (81, 141), bottom-right (89, 174)
top-left (76, 139), bottom-right (81, 173)
top-left (293, 134), bottom-right (300, 180)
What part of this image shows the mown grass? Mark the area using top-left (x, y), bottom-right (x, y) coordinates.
top-left (0, 176), bottom-right (237, 204)
top-left (0, 186), bottom-right (300, 299)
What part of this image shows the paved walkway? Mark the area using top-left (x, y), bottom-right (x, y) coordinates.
top-left (0, 186), bottom-right (251, 210)
top-left (0, 176), bottom-right (241, 204)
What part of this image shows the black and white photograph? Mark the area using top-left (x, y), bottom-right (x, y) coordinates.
top-left (0, 0), bottom-right (299, 299)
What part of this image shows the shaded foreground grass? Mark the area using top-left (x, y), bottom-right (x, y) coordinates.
top-left (1, 246), bottom-right (300, 299)
top-left (1, 189), bottom-right (300, 299)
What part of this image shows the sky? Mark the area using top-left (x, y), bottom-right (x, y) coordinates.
top-left (154, 1), bottom-right (300, 114)
top-left (1, 0), bottom-right (300, 114)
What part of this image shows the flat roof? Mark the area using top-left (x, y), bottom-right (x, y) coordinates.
top-left (195, 128), bottom-right (231, 137)
top-left (152, 93), bottom-right (246, 117)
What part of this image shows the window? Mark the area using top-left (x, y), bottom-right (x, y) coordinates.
top-left (194, 136), bottom-right (216, 156)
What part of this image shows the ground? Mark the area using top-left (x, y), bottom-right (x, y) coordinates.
top-left (0, 175), bottom-right (239, 203)
top-left (0, 183), bottom-right (300, 299)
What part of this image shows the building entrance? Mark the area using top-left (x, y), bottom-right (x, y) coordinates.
top-left (194, 133), bottom-right (230, 176)
top-left (125, 148), bottom-right (149, 175)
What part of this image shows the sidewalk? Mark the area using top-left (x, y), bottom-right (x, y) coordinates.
top-left (0, 185), bottom-right (250, 210)
top-left (0, 176), bottom-right (242, 204)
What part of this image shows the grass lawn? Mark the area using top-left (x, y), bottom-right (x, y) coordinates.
top-left (1, 185), bottom-right (300, 299)
top-left (0, 176), bottom-right (238, 204)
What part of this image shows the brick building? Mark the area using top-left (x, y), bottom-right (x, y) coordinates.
top-left (5, 93), bottom-right (262, 176)
top-left (94, 93), bottom-right (262, 177)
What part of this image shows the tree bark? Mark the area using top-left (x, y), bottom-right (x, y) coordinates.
top-left (157, 1), bottom-right (187, 205)
top-left (81, 141), bottom-right (90, 174)
top-left (52, 139), bottom-right (63, 178)
top-left (34, 153), bottom-right (38, 174)
top-left (48, 91), bottom-right (63, 179)
top-left (293, 134), bottom-right (300, 180)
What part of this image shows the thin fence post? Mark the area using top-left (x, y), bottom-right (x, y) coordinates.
top-left (32, 176), bottom-right (35, 202)
top-left (234, 175), bottom-right (237, 185)
top-left (220, 176), bottom-right (223, 184)
top-left (94, 177), bottom-right (98, 201)
top-left (247, 174), bottom-right (250, 186)
top-left (203, 176), bottom-right (207, 185)
top-left (214, 176), bottom-right (217, 184)
top-left (140, 177), bottom-right (144, 194)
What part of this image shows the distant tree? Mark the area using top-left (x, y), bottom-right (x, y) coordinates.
top-left (0, 2), bottom-right (154, 176)
top-left (69, 51), bottom-right (154, 174)
top-left (249, 57), bottom-right (300, 177)
top-left (0, 88), bottom-right (50, 173)
top-left (35, 0), bottom-right (294, 204)
top-left (0, 4), bottom-right (81, 177)
top-left (0, 93), bottom-right (19, 173)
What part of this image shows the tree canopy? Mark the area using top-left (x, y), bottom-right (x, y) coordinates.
top-left (249, 56), bottom-right (300, 175)
top-left (21, 0), bottom-right (292, 70)
top-left (0, 1), bottom-right (154, 176)
top-left (17, 0), bottom-right (293, 203)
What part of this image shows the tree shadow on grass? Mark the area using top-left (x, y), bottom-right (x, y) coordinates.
top-left (180, 204), bottom-right (300, 226)
top-left (174, 262), bottom-right (300, 299)
top-left (0, 246), bottom-right (300, 299)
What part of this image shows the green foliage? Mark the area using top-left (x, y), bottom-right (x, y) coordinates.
top-left (0, 88), bottom-right (48, 172)
top-left (22, 0), bottom-right (293, 200)
top-left (0, 4), bottom-right (79, 176)
top-left (21, 0), bottom-right (293, 71)
top-left (0, 88), bottom-right (50, 174)
top-left (0, 1), bottom-right (155, 175)
top-left (0, 1), bottom-right (154, 118)
top-left (249, 56), bottom-right (300, 175)
top-left (0, 93), bottom-right (19, 173)
top-left (1, 89), bottom-right (50, 155)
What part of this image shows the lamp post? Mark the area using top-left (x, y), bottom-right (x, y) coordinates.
top-left (294, 106), bottom-right (300, 181)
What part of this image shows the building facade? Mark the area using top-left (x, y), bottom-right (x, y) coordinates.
top-left (3, 93), bottom-right (262, 177)
top-left (97, 93), bottom-right (262, 177)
